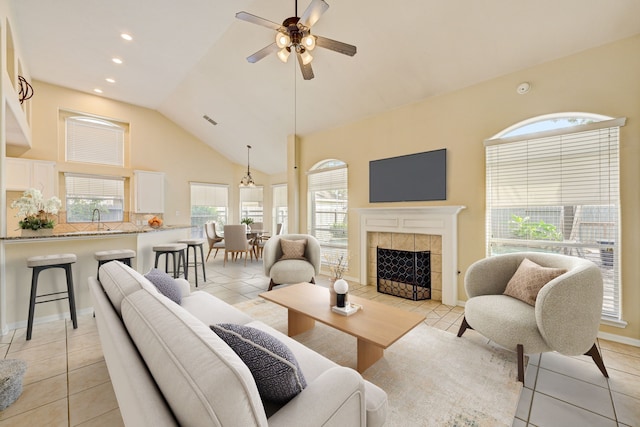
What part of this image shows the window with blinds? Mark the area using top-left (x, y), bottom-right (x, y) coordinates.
top-left (308, 160), bottom-right (348, 265)
top-left (272, 184), bottom-right (288, 235)
top-left (239, 186), bottom-right (263, 222)
top-left (485, 116), bottom-right (625, 322)
top-left (66, 116), bottom-right (125, 166)
top-left (190, 183), bottom-right (228, 237)
top-left (65, 174), bottom-right (125, 222)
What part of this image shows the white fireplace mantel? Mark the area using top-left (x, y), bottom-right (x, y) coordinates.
top-left (355, 206), bottom-right (466, 306)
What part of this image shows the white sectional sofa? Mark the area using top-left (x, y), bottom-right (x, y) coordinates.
top-left (89, 260), bottom-right (387, 426)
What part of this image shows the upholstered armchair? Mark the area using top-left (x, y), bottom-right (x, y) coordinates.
top-left (457, 252), bottom-right (608, 384)
top-left (263, 234), bottom-right (321, 291)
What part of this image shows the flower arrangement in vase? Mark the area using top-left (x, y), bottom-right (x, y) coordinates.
top-left (241, 217), bottom-right (254, 232)
top-left (11, 188), bottom-right (62, 235)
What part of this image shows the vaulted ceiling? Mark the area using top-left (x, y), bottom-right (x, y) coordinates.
top-left (11, 0), bottom-right (640, 175)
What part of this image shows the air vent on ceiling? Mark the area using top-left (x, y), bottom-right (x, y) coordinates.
top-left (203, 115), bottom-right (218, 126)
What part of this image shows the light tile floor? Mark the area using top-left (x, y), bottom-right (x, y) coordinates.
top-left (1, 255), bottom-right (638, 426)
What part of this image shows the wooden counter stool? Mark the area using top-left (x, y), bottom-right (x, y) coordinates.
top-left (94, 249), bottom-right (136, 280)
top-left (153, 243), bottom-right (187, 278)
top-left (26, 253), bottom-right (78, 340)
top-left (178, 238), bottom-right (207, 287)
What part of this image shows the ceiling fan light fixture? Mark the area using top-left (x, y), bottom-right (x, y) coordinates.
top-left (300, 49), bottom-right (313, 65)
top-left (277, 48), bottom-right (291, 63)
top-left (275, 32), bottom-right (291, 48)
top-left (301, 34), bottom-right (316, 50)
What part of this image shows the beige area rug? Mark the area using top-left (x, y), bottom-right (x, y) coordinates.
top-left (234, 299), bottom-right (522, 427)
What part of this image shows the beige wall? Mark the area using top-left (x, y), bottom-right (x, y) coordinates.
top-left (10, 80), bottom-right (280, 228)
top-left (298, 35), bottom-right (640, 342)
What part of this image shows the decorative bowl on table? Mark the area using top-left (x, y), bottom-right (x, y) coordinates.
top-left (148, 216), bottom-right (163, 229)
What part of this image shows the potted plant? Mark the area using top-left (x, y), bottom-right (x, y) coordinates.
top-left (241, 217), bottom-right (254, 232)
top-left (11, 188), bottom-right (62, 236)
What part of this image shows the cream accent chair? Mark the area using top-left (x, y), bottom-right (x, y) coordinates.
top-left (457, 252), bottom-right (608, 384)
top-left (263, 234), bottom-right (321, 291)
top-left (222, 225), bottom-right (253, 267)
top-left (204, 222), bottom-right (224, 261)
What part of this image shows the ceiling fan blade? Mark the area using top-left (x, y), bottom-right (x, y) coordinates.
top-left (247, 43), bottom-right (279, 63)
top-left (296, 53), bottom-right (315, 80)
top-left (298, 0), bottom-right (329, 29)
top-left (236, 11), bottom-right (283, 31)
top-left (315, 35), bottom-right (357, 56)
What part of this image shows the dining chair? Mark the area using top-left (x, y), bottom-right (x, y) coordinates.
top-left (222, 225), bottom-right (253, 267)
top-left (204, 222), bottom-right (224, 261)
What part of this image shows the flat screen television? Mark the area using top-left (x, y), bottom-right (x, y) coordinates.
top-left (369, 148), bottom-right (446, 202)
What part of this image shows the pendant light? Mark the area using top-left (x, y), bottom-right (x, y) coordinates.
top-left (239, 145), bottom-right (256, 187)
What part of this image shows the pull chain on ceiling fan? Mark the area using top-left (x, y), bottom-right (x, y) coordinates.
top-left (236, 0), bottom-right (356, 80)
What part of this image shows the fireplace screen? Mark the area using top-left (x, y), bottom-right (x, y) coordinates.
top-left (377, 247), bottom-right (431, 301)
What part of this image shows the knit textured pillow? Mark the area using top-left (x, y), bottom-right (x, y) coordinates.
top-left (279, 238), bottom-right (307, 260)
top-left (503, 258), bottom-right (566, 306)
top-left (211, 323), bottom-right (307, 403)
top-left (144, 268), bottom-right (182, 305)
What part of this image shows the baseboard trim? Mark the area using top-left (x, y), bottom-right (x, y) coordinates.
top-left (598, 331), bottom-right (640, 348)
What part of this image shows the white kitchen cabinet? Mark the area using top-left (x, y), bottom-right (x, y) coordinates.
top-left (6, 158), bottom-right (56, 198)
top-left (134, 170), bottom-right (165, 213)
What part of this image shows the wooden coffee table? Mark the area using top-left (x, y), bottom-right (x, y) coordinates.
top-left (259, 282), bottom-right (425, 373)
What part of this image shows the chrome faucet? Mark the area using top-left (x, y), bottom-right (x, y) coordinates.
top-left (91, 208), bottom-right (102, 231)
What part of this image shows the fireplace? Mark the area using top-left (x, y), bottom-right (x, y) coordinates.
top-left (356, 206), bottom-right (465, 306)
top-left (377, 248), bottom-right (431, 300)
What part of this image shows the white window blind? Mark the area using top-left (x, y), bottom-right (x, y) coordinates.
top-left (240, 186), bottom-right (263, 222)
top-left (485, 117), bottom-right (624, 322)
top-left (272, 184), bottom-right (288, 234)
top-left (308, 160), bottom-right (348, 265)
top-left (65, 174), bottom-right (125, 222)
top-left (191, 183), bottom-right (228, 207)
top-left (66, 116), bottom-right (124, 166)
top-left (190, 183), bottom-right (228, 237)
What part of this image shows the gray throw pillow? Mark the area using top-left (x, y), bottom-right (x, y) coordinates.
top-left (144, 268), bottom-right (182, 304)
top-left (211, 323), bottom-right (307, 403)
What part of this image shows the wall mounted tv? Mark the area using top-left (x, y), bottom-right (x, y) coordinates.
top-left (369, 148), bottom-right (446, 203)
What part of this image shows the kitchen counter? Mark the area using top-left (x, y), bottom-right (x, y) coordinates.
top-left (1, 224), bottom-right (192, 241)
top-left (0, 225), bottom-right (192, 335)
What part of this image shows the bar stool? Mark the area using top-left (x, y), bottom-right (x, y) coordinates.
top-left (153, 243), bottom-right (187, 278)
top-left (94, 249), bottom-right (136, 280)
top-left (178, 238), bottom-right (207, 287)
top-left (26, 253), bottom-right (78, 341)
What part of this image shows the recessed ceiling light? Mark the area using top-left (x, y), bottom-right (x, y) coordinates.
top-left (106, 78), bottom-right (116, 83)
top-left (94, 88), bottom-right (103, 94)
top-left (112, 57), bottom-right (123, 64)
top-left (120, 33), bottom-right (133, 41)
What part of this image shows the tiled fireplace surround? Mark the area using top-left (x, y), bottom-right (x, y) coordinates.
top-left (367, 231), bottom-right (442, 300)
top-left (357, 206), bottom-right (465, 306)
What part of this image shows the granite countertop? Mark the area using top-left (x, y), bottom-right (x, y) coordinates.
top-left (1, 224), bottom-right (192, 241)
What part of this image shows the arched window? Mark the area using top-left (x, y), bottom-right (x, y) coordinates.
top-left (307, 159), bottom-right (348, 265)
top-left (485, 113), bottom-right (626, 323)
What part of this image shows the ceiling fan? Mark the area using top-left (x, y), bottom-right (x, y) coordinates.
top-left (236, 0), bottom-right (357, 80)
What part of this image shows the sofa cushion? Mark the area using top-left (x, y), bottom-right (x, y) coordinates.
top-left (279, 238), bottom-right (307, 260)
top-left (181, 291), bottom-right (254, 327)
top-left (503, 258), bottom-right (566, 306)
top-left (99, 260), bottom-right (159, 316)
top-left (122, 288), bottom-right (268, 427)
top-left (145, 268), bottom-right (182, 304)
top-left (211, 323), bottom-right (307, 403)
